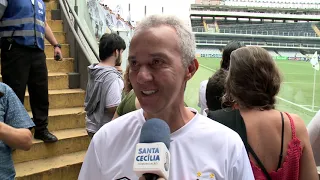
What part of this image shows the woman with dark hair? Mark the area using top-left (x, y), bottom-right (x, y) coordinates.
top-left (220, 41), bottom-right (245, 70)
top-left (220, 46), bottom-right (317, 179)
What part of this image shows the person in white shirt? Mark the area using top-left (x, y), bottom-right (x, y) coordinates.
top-left (198, 79), bottom-right (208, 115)
top-left (78, 15), bottom-right (254, 180)
top-left (198, 41), bottom-right (244, 116)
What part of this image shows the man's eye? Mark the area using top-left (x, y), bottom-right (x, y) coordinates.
top-left (152, 59), bottom-right (162, 66)
top-left (130, 61), bottom-right (137, 66)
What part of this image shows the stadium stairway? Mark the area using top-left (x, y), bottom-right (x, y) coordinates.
top-left (311, 24), bottom-right (320, 37)
top-left (0, 0), bottom-right (89, 179)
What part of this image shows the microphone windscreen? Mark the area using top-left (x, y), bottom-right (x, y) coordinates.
top-left (139, 118), bottom-right (171, 149)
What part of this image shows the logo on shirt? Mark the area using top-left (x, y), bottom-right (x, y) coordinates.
top-left (196, 171), bottom-right (216, 180)
top-left (115, 177), bottom-right (131, 180)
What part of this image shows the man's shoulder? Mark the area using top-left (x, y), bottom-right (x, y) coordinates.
top-left (95, 109), bottom-right (144, 139)
top-left (207, 108), bottom-right (239, 123)
top-left (195, 114), bottom-right (244, 146)
top-left (0, 83), bottom-right (10, 94)
top-left (0, 82), bottom-right (16, 101)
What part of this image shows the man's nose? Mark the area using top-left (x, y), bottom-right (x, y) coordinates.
top-left (136, 66), bottom-right (153, 84)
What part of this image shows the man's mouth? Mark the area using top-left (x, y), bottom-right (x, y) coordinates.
top-left (141, 90), bottom-right (158, 95)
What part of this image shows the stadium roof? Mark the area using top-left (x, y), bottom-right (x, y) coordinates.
top-left (190, 4), bottom-right (320, 15)
top-left (196, 0), bottom-right (320, 9)
top-left (190, 10), bottom-right (320, 21)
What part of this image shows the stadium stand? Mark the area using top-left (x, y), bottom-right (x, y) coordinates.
top-left (196, 48), bottom-right (221, 55)
top-left (223, 0), bottom-right (320, 9)
top-left (278, 51), bottom-right (306, 57)
top-left (268, 50), bottom-right (279, 57)
top-left (191, 1), bottom-right (320, 60)
top-left (218, 22), bottom-right (317, 37)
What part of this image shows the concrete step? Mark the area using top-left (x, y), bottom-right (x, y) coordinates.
top-left (24, 89), bottom-right (85, 111)
top-left (13, 128), bottom-right (89, 164)
top-left (0, 72), bottom-right (68, 90)
top-left (45, 0), bottom-right (58, 11)
top-left (46, 58), bottom-right (74, 73)
top-left (45, 72), bottom-right (69, 90)
top-left (15, 151), bottom-right (86, 180)
top-left (45, 32), bottom-right (66, 44)
top-left (46, 10), bottom-right (53, 20)
top-left (47, 20), bottom-right (63, 32)
top-left (0, 58), bottom-right (73, 73)
top-left (45, 43), bottom-right (69, 58)
top-left (46, 10), bottom-right (51, 20)
top-left (28, 107), bottom-right (85, 132)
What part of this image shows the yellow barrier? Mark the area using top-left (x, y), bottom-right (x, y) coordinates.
top-left (311, 24), bottom-right (320, 37)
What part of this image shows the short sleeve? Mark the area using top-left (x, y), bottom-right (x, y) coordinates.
top-left (104, 78), bottom-right (123, 108)
top-left (117, 90), bottom-right (134, 116)
top-left (229, 139), bottom-right (254, 180)
top-left (78, 138), bottom-right (102, 180)
top-left (116, 98), bottom-right (125, 117)
top-left (3, 85), bottom-right (35, 129)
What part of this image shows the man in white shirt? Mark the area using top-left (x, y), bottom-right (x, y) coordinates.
top-left (78, 15), bottom-right (254, 180)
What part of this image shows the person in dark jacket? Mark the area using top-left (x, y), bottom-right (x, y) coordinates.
top-left (0, 0), bottom-right (63, 142)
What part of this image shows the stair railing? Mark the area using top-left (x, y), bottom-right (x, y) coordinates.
top-left (58, 0), bottom-right (100, 90)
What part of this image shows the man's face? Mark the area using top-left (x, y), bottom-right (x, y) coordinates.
top-left (128, 25), bottom-right (192, 115)
top-left (115, 49), bottom-right (123, 66)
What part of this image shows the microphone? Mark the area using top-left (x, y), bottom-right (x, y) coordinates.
top-left (133, 118), bottom-right (171, 180)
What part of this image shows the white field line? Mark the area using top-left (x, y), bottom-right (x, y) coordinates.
top-left (283, 82), bottom-right (313, 84)
top-left (199, 64), bottom-right (216, 72)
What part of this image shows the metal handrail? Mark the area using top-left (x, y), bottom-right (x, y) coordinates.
top-left (61, 0), bottom-right (99, 61)
top-left (58, 0), bottom-right (97, 64)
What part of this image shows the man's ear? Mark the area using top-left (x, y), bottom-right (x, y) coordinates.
top-left (185, 59), bottom-right (199, 81)
top-left (113, 50), bottom-right (119, 57)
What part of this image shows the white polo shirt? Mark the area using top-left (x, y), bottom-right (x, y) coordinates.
top-left (78, 108), bottom-right (254, 180)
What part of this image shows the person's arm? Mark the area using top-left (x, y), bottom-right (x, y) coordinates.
top-left (0, 122), bottom-right (32, 151)
top-left (44, 20), bottom-right (63, 60)
top-left (105, 79), bottom-right (123, 116)
top-left (112, 95), bottom-right (127, 120)
top-left (230, 143), bottom-right (255, 180)
top-left (78, 138), bottom-right (102, 180)
top-left (1, 84), bottom-right (35, 151)
top-left (227, 132), bottom-right (254, 180)
top-left (0, 0), bottom-right (8, 19)
top-left (293, 114), bottom-right (319, 179)
top-left (112, 111), bottom-right (119, 120)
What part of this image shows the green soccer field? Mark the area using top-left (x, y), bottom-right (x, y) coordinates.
top-left (184, 57), bottom-right (320, 125)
